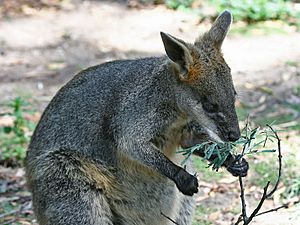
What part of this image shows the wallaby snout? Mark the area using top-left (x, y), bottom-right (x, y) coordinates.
top-left (226, 129), bottom-right (240, 142)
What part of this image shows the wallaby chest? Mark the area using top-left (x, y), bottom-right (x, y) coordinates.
top-left (110, 156), bottom-right (183, 225)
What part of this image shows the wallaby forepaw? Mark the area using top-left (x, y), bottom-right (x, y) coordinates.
top-left (226, 156), bottom-right (249, 177)
top-left (174, 169), bottom-right (198, 196)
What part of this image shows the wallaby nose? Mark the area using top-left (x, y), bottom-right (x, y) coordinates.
top-left (227, 130), bottom-right (240, 142)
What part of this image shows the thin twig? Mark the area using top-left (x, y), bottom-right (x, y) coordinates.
top-left (238, 176), bottom-right (248, 223)
top-left (234, 215), bottom-right (243, 225)
top-left (265, 124), bottom-right (282, 198)
top-left (262, 131), bottom-right (268, 147)
top-left (235, 124), bottom-right (283, 225)
top-left (246, 181), bottom-right (270, 223)
top-left (236, 138), bottom-right (248, 224)
top-left (254, 200), bottom-right (299, 217)
top-left (161, 212), bottom-right (179, 225)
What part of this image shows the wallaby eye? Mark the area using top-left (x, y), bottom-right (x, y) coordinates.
top-left (198, 95), bottom-right (219, 113)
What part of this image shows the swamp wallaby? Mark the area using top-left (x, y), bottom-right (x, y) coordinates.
top-left (26, 10), bottom-right (248, 225)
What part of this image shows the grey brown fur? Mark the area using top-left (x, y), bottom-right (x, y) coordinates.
top-left (26, 11), bottom-right (248, 225)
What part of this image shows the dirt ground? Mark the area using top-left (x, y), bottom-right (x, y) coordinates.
top-left (1, 1), bottom-right (300, 105)
top-left (0, 1), bottom-right (299, 225)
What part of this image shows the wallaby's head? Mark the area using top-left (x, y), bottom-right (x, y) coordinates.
top-left (161, 10), bottom-right (239, 142)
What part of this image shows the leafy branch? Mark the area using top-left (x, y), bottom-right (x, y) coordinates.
top-left (179, 121), bottom-right (277, 171)
top-left (178, 120), bottom-right (290, 225)
top-left (234, 124), bottom-right (282, 225)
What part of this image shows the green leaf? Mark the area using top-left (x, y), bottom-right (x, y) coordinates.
top-left (3, 126), bottom-right (12, 134)
top-left (176, 149), bottom-right (188, 154)
top-left (246, 149), bottom-right (276, 155)
top-left (250, 127), bottom-right (260, 139)
top-left (251, 140), bottom-right (265, 149)
top-left (234, 139), bottom-right (248, 144)
top-left (181, 152), bottom-right (192, 166)
top-left (258, 149), bottom-right (276, 153)
top-left (204, 143), bottom-right (217, 159)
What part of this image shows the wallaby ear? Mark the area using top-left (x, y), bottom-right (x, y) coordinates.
top-left (160, 32), bottom-right (192, 80)
top-left (206, 10), bottom-right (232, 48)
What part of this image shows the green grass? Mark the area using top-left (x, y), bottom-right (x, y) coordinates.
top-left (236, 105), bottom-right (251, 121)
top-left (192, 205), bottom-right (216, 225)
top-left (250, 158), bottom-right (278, 187)
top-left (0, 202), bottom-right (15, 214)
top-left (249, 150), bottom-right (300, 199)
top-left (254, 104), bottom-right (300, 131)
top-left (165, 0), bottom-right (194, 10)
top-left (0, 201), bottom-right (19, 224)
top-left (230, 22), bottom-right (289, 37)
top-left (193, 157), bottom-right (224, 182)
top-left (210, 0), bottom-right (300, 24)
top-left (0, 97), bottom-right (36, 166)
top-left (282, 153), bottom-right (300, 199)
top-left (229, 206), bottom-right (241, 215)
top-left (237, 90), bottom-right (300, 132)
top-left (294, 85), bottom-right (300, 96)
top-left (0, 200), bottom-right (35, 224)
top-left (236, 83), bottom-right (300, 201)
top-left (285, 60), bottom-right (299, 67)
top-left (255, 112), bottom-right (293, 126)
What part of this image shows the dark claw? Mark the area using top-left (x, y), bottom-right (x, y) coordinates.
top-left (174, 169), bottom-right (198, 196)
top-left (226, 157), bottom-right (249, 177)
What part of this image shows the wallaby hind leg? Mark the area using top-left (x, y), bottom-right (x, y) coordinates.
top-left (27, 151), bottom-right (114, 225)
